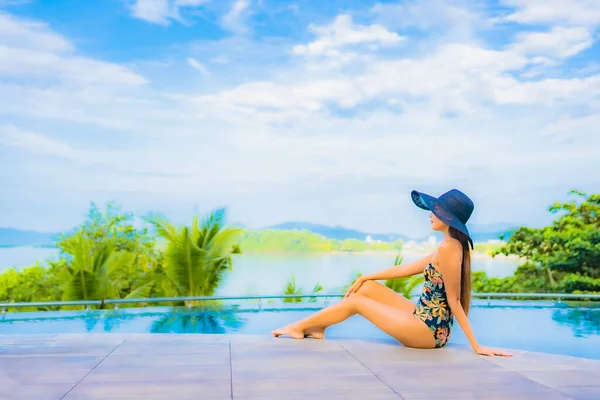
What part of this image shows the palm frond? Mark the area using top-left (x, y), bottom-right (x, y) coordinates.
top-left (206, 227), bottom-right (244, 258)
top-left (154, 209), bottom-right (240, 298)
top-left (198, 208), bottom-right (226, 249)
top-left (164, 227), bottom-right (206, 296)
top-left (145, 214), bottom-right (178, 242)
top-left (124, 281), bottom-right (154, 299)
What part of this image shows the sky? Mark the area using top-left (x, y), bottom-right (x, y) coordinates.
top-left (0, 0), bottom-right (599, 237)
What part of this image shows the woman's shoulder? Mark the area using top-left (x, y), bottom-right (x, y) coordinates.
top-left (434, 239), bottom-right (462, 268)
top-left (438, 238), bottom-right (462, 252)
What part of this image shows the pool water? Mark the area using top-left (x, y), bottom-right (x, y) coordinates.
top-left (1, 301), bottom-right (599, 360)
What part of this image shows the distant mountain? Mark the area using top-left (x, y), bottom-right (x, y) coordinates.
top-left (0, 228), bottom-right (58, 247)
top-left (265, 221), bottom-right (408, 242)
top-left (264, 221), bottom-right (516, 243)
top-left (0, 221), bottom-right (517, 247)
top-left (465, 223), bottom-right (517, 242)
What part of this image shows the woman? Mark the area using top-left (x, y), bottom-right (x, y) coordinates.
top-left (272, 189), bottom-right (512, 357)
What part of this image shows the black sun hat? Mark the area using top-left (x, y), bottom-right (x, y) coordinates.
top-left (411, 189), bottom-right (475, 249)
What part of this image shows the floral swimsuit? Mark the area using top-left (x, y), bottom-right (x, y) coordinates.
top-left (413, 264), bottom-right (453, 348)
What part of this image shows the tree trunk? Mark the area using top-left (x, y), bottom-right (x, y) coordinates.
top-left (546, 267), bottom-right (556, 287)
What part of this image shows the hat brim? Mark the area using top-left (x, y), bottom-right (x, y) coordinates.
top-left (411, 190), bottom-right (474, 250)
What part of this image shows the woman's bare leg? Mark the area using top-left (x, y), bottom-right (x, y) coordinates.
top-left (272, 294), bottom-right (436, 349)
top-left (304, 280), bottom-right (415, 339)
top-left (355, 280), bottom-right (416, 312)
top-left (272, 299), bottom-right (350, 339)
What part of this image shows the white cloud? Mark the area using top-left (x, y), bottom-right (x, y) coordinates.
top-left (210, 55), bottom-right (229, 64)
top-left (129, 0), bottom-right (209, 25)
top-left (0, 14), bottom-right (146, 86)
top-left (0, 46), bottom-right (146, 85)
top-left (501, 0), bottom-right (600, 27)
top-left (0, 125), bottom-right (84, 162)
top-left (222, 0), bottom-right (251, 33)
top-left (192, 42), bottom-right (544, 118)
top-left (540, 115), bottom-right (600, 141)
top-left (371, 0), bottom-right (483, 41)
top-left (131, 0), bottom-right (172, 25)
top-left (511, 26), bottom-right (594, 60)
top-left (293, 15), bottom-right (404, 57)
top-left (0, 0), bottom-right (32, 6)
top-left (187, 57), bottom-right (209, 75)
top-left (491, 76), bottom-right (600, 106)
top-left (0, 13), bottom-right (72, 53)
top-left (2, 5), bottom-right (599, 232)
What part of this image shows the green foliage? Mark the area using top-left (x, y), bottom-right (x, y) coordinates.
top-left (57, 232), bottom-right (152, 307)
top-left (237, 229), bottom-right (403, 253)
top-left (478, 190), bottom-right (600, 295)
top-left (283, 274), bottom-right (303, 303)
top-left (282, 274), bottom-right (323, 303)
top-left (473, 242), bottom-right (504, 255)
top-left (57, 202), bottom-right (156, 255)
top-left (559, 274), bottom-right (600, 293)
top-left (472, 262), bottom-right (556, 294)
top-left (0, 262), bottom-right (62, 310)
top-left (146, 208), bottom-right (243, 299)
top-left (56, 202), bottom-right (160, 305)
top-left (495, 191), bottom-right (600, 279)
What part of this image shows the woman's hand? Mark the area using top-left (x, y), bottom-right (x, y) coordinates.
top-left (345, 277), bottom-right (367, 298)
top-left (473, 345), bottom-right (512, 357)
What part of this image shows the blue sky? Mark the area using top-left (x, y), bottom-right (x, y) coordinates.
top-left (1, 0), bottom-right (599, 237)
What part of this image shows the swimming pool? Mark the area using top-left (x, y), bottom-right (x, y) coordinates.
top-left (1, 300), bottom-right (599, 360)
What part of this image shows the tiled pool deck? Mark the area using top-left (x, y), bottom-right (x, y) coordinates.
top-left (0, 334), bottom-right (599, 400)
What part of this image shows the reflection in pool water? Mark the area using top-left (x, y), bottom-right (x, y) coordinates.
top-left (552, 307), bottom-right (600, 337)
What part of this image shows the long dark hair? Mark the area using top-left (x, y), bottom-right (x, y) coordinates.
top-left (449, 227), bottom-right (471, 316)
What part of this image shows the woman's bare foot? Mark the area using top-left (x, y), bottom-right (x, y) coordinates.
top-left (271, 324), bottom-right (305, 339)
top-left (304, 327), bottom-right (325, 339)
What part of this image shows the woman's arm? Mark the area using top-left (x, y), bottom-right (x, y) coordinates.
top-left (345, 253), bottom-right (433, 297)
top-left (436, 240), bottom-right (512, 357)
top-left (361, 253), bottom-right (433, 281)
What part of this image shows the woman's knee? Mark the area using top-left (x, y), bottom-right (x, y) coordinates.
top-left (357, 279), bottom-right (381, 295)
top-left (344, 293), bottom-right (367, 311)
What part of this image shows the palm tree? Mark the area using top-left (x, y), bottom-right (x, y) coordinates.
top-left (58, 232), bottom-right (153, 308)
top-left (146, 208), bottom-right (243, 302)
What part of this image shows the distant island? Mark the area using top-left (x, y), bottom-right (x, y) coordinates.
top-left (0, 222), bottom-right (515, 249)
top-left (0, 228), bottom-right (59, 248)
top-left (264, 221), bottom-right (515, 243)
